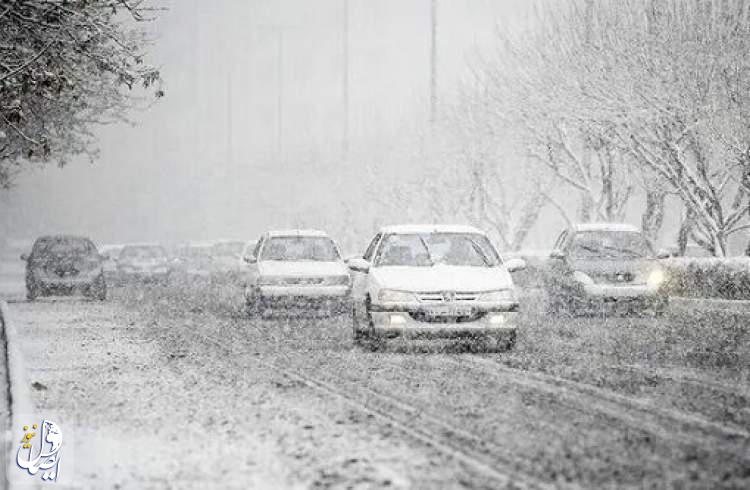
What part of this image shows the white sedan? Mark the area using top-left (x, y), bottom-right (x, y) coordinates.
top-left (243, 230), bottom-right (351, 316)
top-left (348, 225), bottom-right (526, 351)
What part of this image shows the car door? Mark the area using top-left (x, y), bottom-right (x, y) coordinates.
top-left (245, 237), bottom-right (264, 289)
top-left (351, 233), bottom-right (381, 323)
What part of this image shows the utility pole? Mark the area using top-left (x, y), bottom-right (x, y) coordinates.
top-left (342, 0), bottom-right (350, 163)
top-left (429, 0), bottom-right (438, 127)
top-left (258, 25), bottom-right (297, 163)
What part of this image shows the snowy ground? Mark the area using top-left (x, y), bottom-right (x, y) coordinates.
top-left (4, 276), bottom-right (750, 489)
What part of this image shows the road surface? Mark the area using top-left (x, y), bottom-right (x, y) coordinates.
top-left (3, 278), bottom-right (750, 489)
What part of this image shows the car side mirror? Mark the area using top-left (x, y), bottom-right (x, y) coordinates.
top-left (20, 253), bottom-right (29, 261)
top-left (243, 254), bottom-right (257, 264)
top-left (505, 258), bottom-right (527, 273)
top-left (550, 249), bottom-right (566, 261)
top-left (347, 258), bottom-right (370, 273)
top-left (655, 248), bottom-right (671, 259)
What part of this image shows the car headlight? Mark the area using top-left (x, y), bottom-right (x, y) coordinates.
top-left (647, 269), bottom-right (665, 289)
top-left (326, 275), bottom-right (351, 286)
top-left (477, 289), bottom-right (515, 302)
top-left (573, 271), bottom-right (594, 285)
top-left (257, 276), bottom-right (286, 286)
top-left (378, 289), bottom-right (417, 303)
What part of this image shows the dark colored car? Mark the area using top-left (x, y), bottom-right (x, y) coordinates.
top-left (543, 223), bottom-right (669, 315)
top-left (21, 235), bottom-right (107, 301)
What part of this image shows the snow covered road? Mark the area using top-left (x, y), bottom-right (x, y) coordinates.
top-left (4, 280), bottom-right (750, 488)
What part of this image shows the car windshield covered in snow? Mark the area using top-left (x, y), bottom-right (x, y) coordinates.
top-left (119, 245), bottom-right (166, 260)
top-left (35, 237), bottom-right (95, 258)
top-left (570, 231), bottom-right (652, 259)
top-left (261, 236), bottom-right (340, 262)
top-left (375, 233), bottom-right (500, 267)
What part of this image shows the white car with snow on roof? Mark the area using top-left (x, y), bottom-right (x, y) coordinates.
top-left (347, 225), bottom-right (526, 351)
top-left (243, 230), bottom-right (351, 316)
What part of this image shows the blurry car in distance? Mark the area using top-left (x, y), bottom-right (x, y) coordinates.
top-left (243, 230), bottom-right (351, 316)
top-left (117, 244), bottom-right (170, 283)
top-left (543, 223), bottom-right (670, 315)
top-left (100, 244), bottom-right (124, 282)
top-left (210, 240), bottom-right (246, 279)
top-left (171, 243), bottom-right (214, 279)
top-left (348, 225), bottom-right (525, 351)
top-left (21, 235), bottom-right (107, 301)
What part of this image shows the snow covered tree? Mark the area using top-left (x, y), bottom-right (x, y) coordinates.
top-left (0, 0), bottom-right (162, 188)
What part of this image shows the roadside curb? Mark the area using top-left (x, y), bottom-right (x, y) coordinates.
top-left (1, 300), bottom-right (38, 489)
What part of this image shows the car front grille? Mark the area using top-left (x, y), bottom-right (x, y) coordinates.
top-left (416, 292), bottom-right (478, 303)
top-left (600, 272), bottom-right (635, 284)
top-left (282, 277), bottom-right (325, 285)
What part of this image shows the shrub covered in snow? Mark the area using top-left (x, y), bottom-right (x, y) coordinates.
top-left (661, 257), bottom-right (750, 300)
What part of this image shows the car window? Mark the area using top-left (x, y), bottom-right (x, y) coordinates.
top-left (570, 231), bottom-right (652, 259)
top-left (260, 236), bottom-right (340, 262)
top-left (36, 238), bottom-right (92, 257)
top-left (374, 233), bottom-right (499, 267)
top-left (363, 233), bottom-right (382, 261)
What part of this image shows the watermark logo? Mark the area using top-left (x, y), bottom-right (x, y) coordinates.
top-left (16, 420), bottom-right (62, 482)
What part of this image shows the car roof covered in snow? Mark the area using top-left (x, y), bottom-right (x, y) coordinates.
top-left (266, 229), bottom-right (330, 238)
top-left (572, 223), bottom-right (640, 233)
top-left (379, 224), bottom-right (487, 235)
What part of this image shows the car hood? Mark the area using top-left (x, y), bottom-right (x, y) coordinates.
top-left (371, 265), bottom-right (513, 292)
top-left (33, 253), bottom-right (100, 273)
top-left (258, 260), bottom-right (348, 277)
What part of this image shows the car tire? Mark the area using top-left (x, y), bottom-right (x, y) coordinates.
top-left (26, 282), bottom-right (39, 302)
top-left (89, 275), bottom-right (107, 301)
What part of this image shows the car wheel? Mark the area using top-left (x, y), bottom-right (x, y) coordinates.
top-left (26, 282), bottom-right (39, 302)
top-left (246, 298), bottom-right (260, 319)
top-left (89, 275), bottom-right (107, 301)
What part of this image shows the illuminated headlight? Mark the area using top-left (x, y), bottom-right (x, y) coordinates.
top-left (573, 271), bottom-right (594, 285)
top-left (647, 269), bottom-right (665, 289)
top-left (378, 289), bottom-right (417, 303)
top-left (489, 314), bottom-right (507, 325)
top-left (325, 275), bottom-right (351, 286)
top-left (389, 314), bottom-right (407, 325)
top-left (478, 289), bottom-right (515, 302)
top-left (257, 276), bottom-right (286, 286)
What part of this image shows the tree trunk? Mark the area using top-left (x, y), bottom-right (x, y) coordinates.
top-left (641, 189), bottom-right (665, 250)
top-left (677, 206), bottom-right (694, 256)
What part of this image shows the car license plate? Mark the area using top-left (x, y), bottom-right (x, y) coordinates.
top-left (430, 306), bottom-right (472, 317)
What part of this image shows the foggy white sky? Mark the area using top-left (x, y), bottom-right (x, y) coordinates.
top-left (4, 1), bottom-right (538, 249)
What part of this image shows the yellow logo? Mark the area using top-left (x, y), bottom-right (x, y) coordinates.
top-left (16, 420), bottom-right (63, 482)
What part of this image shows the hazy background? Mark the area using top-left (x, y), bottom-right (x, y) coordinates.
top-left (1, 0), bottom-right (675, 253)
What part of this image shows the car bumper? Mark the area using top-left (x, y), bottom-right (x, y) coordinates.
top-left (582, 284), bottom-right (660, 298)
top-left (369, 306), bottom-right (518, 339)
top-left (577, 284), bottom-right (668, 311)
top-left (33, 276), bottom-right (99, 290)
top-left (250, 285), bottom-right (351, 311)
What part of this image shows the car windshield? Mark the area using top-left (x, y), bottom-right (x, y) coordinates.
top-left (261, 236), bottom-right (340, 261)
top-left (37, 238), bottom-right (91, 257)
top-left (570, 231), bottom-right (652, 259)
top-left (375, 233), bottom-right (500, 267)
top-left (120, 246), bottom-right (166, 260)
top-left (212, 242), bottom-right (244, 256)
